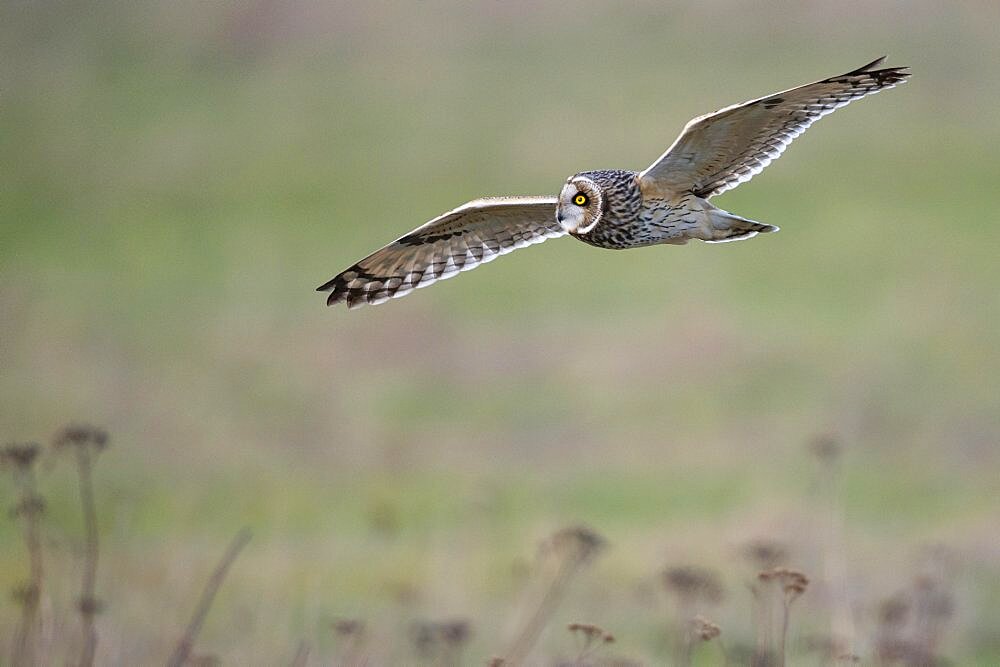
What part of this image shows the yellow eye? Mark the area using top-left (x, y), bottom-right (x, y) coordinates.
top-left (573, 193), bottom-right (588, 206)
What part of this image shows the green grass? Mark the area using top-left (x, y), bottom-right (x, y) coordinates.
top-left (2, 0), bottom-right (999, 663)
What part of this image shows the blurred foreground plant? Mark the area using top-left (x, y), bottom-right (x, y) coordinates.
top-left (54, 425), bottom-right (108, 667)
top-left (332, 618), bottom-right (369, 666)
top-left (502, 525), bottom-right (606, 664)
top-left (566, 621), bottom-right (615, 665)
top-left (753, 567), bottom-right (810, 667)
top-left (662, 565), bottom-right (725, 666)
top-left (2, 442), bottom-right (45, 666)
top-left (410, 618), bottom-right (472, 667)
top-left (167, 527), bottom-right (252, 667)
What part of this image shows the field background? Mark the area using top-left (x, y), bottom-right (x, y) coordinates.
top-left (2, 1), bottom-right (999, 664)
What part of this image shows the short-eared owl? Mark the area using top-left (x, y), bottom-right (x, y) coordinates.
top-left (319, 57), bottom-right (908, 309)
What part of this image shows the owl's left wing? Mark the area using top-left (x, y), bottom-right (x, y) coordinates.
top-left (638, 57), bottom-right (909, 198)
top-left (317, 196), bottom-right (564, 309)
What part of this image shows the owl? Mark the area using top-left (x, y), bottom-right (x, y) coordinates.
top-left (318, 57), bottom-right (909, 309)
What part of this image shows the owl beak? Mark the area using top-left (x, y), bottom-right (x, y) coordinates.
top-left (556, 211), bottom-right (574, 234)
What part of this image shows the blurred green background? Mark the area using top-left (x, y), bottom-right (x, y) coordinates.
top-left (2, 1), bottom-right (999, 664)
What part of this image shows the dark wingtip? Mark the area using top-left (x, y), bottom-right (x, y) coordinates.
top-left (316, 276), bottom-right (347, 307)
top-left (872, 65), bottom-right (911, 87)
top-left (837, 56), bottom-right (910, 87)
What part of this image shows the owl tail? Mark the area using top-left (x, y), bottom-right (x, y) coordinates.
top-left (703, 206), bottom-right (779, 243)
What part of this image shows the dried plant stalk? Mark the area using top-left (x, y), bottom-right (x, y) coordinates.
top-left (3, 443), bottom-right (45, 666)
top-left (567, 622), bottom-right (615, 664)
top-left (662, 565), bottom-right (725, 666)
top-left (503, 526), bottom-right (605, 664)
top-left (167, 527), bottom-right (252, 667)
top-left (55, 425), bottom-right (108, 667)
top-left (332, 618), bottom-right (368, 666)
top-left (756, 568), bottom-right (809, 667)
top-left (290, 640), bottom-right (310, 667)
top-left (810, 435), bottom-right (855, 657)
top-left (76, 442), bottom-right (101, 666)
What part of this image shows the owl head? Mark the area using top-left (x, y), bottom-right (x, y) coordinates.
top-left (557, 176), bottom-right (604, 235)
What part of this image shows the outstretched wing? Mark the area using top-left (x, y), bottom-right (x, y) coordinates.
top-left (317, 197), bottom-right (564, 309)
top-left (638, 57), bottom-right (910, 198)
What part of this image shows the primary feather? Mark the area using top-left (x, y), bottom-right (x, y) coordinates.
top-left (317, 197), bottom-right (562, 309)
top-left (638, 57), bottom-right (910, 198)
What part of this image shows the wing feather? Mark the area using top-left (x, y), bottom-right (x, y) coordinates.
top-left (317, 196), bottom-right (564, 309)
top-left (638, 57), bottom-right (910, 198)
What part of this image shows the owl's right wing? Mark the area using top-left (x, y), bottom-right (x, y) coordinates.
top-left (638, 57), bottom-right (909, 198)
top-left (317, 196), bottom-right (564, 309)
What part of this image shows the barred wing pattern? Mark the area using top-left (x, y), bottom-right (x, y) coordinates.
top-left (317, 197), bottom-right (563, 308)
top-left (639, 57), bottom-right (910, 198)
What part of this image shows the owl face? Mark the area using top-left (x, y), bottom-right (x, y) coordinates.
top-left (557, 176), bottom-right (603, 235)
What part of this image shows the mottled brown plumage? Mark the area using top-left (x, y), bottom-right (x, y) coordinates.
top-left (318, 57), bottom-right (909, 309)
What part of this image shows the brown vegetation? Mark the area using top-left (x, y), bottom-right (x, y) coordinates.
top-left (0, 426), bottom-right (975, 664)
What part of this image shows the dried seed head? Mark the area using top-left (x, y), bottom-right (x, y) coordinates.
top-left (550, 525), bottom-right (607, 564)
top-left (10, 582), bottom-right (39, 606)
top-left (410, 621), bottom-right (438, 657)
top-left (691, 615), bottom-right (722, 641)
top-left (568, 622), bottom-right (607, 641)
top-left (567, 621), bottom-right (616, 660)
top-left (402, 619), bottom-right (473, 658)
top-left (388, 579), bottom-right (421, 606)
top-left (1, 443), bottom-right (40, 470)
top-left (878, 594), bottom-right (910, 628)
top-left (662, 566), bottom-right (725, 603)
top-left (332, 618), bottom-right (366, 637)
top-left (54, 425), bottom-right (108, 452)
top-left (9, 494), bottom-right (45, 518)
top-left (741, 538), bottom-right (788, 570)
top-left (758, 567), bottom-right (809, 602)
top-left (809, 434), bottom-right (841, 462)
top-left (439, 620), bottom-right (471, 647)
top-left (78, 595), bottom-right (104, 616)
top-left (786, 582), bottom-right (808, 599)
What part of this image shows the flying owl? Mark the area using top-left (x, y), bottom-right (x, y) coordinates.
top-left (318, 57), bottom-right (909, 309)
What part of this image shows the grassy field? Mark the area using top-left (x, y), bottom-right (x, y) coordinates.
top-left (2, 1), bottom-right (999, 664)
